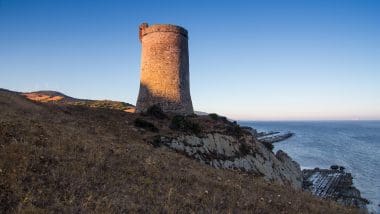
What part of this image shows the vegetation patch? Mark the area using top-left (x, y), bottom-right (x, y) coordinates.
top-left (262, 141), bottom-right (274, 151)
top-left (239, 142), bottom-right (252, 156)
top-left (170, 115), bottom-right (201, 135)
top-left (208, 113), bottom-right (219, 120)
top-left (208, 113), bottom-right (228, 122)
top-left (74, 100), bottom-right (134, 112)
top-left (0, 183), bottom-right (19, 213)
top-left (134, 118), bottom-right (158, 132)
top-left (226, 123), bottom-right (244, 138)
top-left (148, 135), bottom-right (163, 148)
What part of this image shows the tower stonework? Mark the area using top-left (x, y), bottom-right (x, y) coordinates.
top-left (136, 23), bottom-right (194, 114)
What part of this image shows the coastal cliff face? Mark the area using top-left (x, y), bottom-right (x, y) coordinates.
top-left (155, 133), bottom-right (302, 189)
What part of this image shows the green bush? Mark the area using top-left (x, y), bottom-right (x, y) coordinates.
top-left (239, 143), bottom-right (251, 156)
top-left (134, 118), bottom-right (158, 132)
top-left (209, 113), bottom-right (229, 123)
top-left (208, 113), bottom-right (219, 120)
top-left (170, 115), bottom-right (201, 134)
top-left (219, 116), bottom-right (228, 122)
top-left (226, 124), bottom-right (244, 137)
top-left (262, 141), bottom-right (274, 151)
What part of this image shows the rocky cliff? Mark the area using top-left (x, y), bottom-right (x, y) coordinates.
top-left (303, 166), bottom-right (369, 211)
top-left (150, 125), bottom-right (302, 189)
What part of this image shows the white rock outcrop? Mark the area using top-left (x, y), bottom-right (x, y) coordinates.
top-left (159, 133), bottom-right (302, 189)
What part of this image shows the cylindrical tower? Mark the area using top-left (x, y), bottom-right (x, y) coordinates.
top-left (136, 23), bottom-right (194, 114)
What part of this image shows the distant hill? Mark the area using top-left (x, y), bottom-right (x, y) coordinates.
top-left (22, 90), bottom-right (77, 102)
top-left (22, 90), bottom-right (135, 113)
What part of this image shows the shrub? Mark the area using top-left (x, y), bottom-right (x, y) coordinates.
top-left (239, 143), bottom-right (251, 156)
top-left (226, 124), bottom-right (244, 137)
top-left (146, 105), bottom-right (167, 119)
top-left (149, 135), bottom-right (162, 148)
top-left (262, 141), bottom-right (274, 151)
top-left (134, 118), bottom-right (158, 132)
top-left (170, 115), bottom-right (201, 134)
top-left (208, 113), bottom-right (219, 120)
top-left (209, 113), bottom-right (230, 124)
top-left (219, 116), bottom-right (228, 122)
top-left (170, 115), bottom-right (186, 130)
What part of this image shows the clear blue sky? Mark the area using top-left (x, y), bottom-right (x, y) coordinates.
top-left (0, 0), bottom-right (379, 120)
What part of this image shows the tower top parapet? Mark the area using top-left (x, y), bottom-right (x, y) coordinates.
top-left (139, 23), bottom-right (188, 41)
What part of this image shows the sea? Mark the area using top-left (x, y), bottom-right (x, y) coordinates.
top-left (239, 120), bottom-right (380, 213)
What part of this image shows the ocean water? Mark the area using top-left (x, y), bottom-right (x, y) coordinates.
top-left (239, 121), bottom-right (380, 213)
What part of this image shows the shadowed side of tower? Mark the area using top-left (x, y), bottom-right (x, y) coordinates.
top-left (136, 23), bottom-right (194, 114)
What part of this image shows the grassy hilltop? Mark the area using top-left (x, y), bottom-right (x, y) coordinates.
top-left (0, 89), bottom-right (358, 213)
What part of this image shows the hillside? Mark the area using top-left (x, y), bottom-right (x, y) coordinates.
top-left (22, 90), bottom-right (135, 112)
top-left (0, 89), bottom-right (358, 213)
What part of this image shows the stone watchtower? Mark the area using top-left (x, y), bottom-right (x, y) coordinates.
top-left (136, 23), bottom-right (194, 114)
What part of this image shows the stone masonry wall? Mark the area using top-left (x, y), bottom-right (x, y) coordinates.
top-left (136, 23), bottom-right (194, 114)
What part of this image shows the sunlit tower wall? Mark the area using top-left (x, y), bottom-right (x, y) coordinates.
top-left (136, 23), bottom-right (194, 114)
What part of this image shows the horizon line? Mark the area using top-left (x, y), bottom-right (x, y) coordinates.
top-left (236, 119), bottom-right (380, 122)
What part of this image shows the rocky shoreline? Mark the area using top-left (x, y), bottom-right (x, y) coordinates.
top-left (159, 125), bottom-right (369, 211)
top-left (241, 126), bottom-right (295, 144)
top-left (257, 131), bottom-right (294, 144)
top-left (143, 120), bottom-right (369, 211)
top-left (303, 166), bottom-right (369, 212)
top-left (243, 126), bottom-right (369, 211)
top-left (151, 129), bottom-right (369, 211)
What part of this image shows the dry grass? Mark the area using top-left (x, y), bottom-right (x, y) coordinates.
top-left (22, 93), bottom-right (64, 102)
top-left (21, 91), bottom-right (135, 112)
top-left (0, 89), bottom-right (359, 213)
